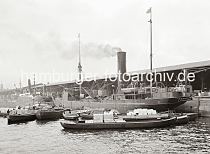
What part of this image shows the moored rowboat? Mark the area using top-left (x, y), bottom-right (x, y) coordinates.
top-left (79, 112), bottom-right (93, 120)
top-left (63, 112), bottom-right (79, 120)
top-left (0, 112), bottom-right (8, 118)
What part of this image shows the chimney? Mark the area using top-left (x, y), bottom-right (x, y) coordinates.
top-left (117, 51), bottom-right (126, 76)
top-left (117, 50), bottom-right (127, 93)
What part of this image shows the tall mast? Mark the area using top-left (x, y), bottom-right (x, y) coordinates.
top-left (78, 33), bottom-right (82, 95)
top-left (147, 7), bottom-right (153, 95)
top-left (19, 78), bottom-right (22, 89)
top-left (33, 74), bottom-right (36, 95)
top-left (149, 8), bottom-right (152, 71)
top-left (146, 8), bottom-right (152, 72)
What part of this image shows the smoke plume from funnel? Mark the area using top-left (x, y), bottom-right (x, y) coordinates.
top-left (112, 47), bottom-right (122, 52)
top-left (61, 41), bottom-right (120, 60)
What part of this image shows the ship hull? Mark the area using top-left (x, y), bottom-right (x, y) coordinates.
top-left (7, 114), bottom-right (36, 124)
top-left (58, 97), bottom-right (190, 114)
top-left (36, 110), bottom-right (62, 120)
top-left (60, 117), bottom-right (176, 130)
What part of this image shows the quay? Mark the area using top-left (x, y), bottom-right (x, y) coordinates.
top-left (176, 96), bottom-right (210, 117)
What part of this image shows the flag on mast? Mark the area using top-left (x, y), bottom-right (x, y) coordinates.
top-left (146, 7), bottom-right (152, 14)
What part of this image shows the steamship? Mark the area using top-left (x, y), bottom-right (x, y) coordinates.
top-left (61, 88), bottom-right (192, 113)
top-left (58, 17), bottom-right (192, 113)
top-left (58, 50), bottom-right (192, 114)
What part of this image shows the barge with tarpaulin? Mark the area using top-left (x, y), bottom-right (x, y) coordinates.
top-left (60, 109), bottom-right (177, 130)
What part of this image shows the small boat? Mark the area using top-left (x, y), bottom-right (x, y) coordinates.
top-left (63, 109), bottom-right (91, 120)
top-left (79, 111), bottom-right (93, 120)
top-left (60, 117), bottom-right (176, 130)
top-left (63, 112), bottom-right (79, 120)
top-left (0, 108), bottom-right (11, 118)
top-left (0, 112), bottom-right (8, 118)
top-left (79, 109), bottom-right (118, 120)
top-left (80, 113), bottom-right (93, 120)
top-left (7, 107), bottom-right (37, 124)
top-left (175, 115), bottom-right (189, 125)
top-left (36, 109), bottom-right (62, 120)
top-left (7, 113), bottom-right (36, 124)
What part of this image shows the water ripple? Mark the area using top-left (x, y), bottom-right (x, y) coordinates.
top-left (0, 117), bottom-right (209, 154)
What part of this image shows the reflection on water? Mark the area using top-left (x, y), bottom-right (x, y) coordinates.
top-left (35, 119), bottom-right (60, 125)
top-left (0, 117), bottom-right (209, 154)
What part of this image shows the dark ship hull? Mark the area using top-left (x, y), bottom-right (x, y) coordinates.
top-left (60, 117), bottom-right (176, 130)
top-left (7, 114), bottom-right (36, 124)
top-left (36, 109), bottom-right (63, 120)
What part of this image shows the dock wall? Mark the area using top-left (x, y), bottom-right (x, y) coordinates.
top-left (175, 97), bottom-right (210, 117)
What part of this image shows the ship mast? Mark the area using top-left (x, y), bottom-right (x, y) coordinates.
top-left (33, 74), bottom-right (36, 95)
top-left (78, 33), bottom-right (82, 96)
top-left (147, 7), bottom-right (153, 96)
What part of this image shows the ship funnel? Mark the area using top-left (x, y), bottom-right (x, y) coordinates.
top-left (117, 50), bottom-right (127, 93)
top-left (117, 50), bottom-right (126, 77)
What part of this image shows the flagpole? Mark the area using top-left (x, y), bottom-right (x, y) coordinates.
top-left (78, 33), bottom-right (82, 96)
top-left (149, 9), bottom-right (152, 71)
top-left (147, 7), bottom-right (153, 96)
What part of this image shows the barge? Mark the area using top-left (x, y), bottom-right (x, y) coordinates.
top-left (60, 117), bottom-right (176, 130)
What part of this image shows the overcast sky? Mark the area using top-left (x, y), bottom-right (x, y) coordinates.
top-left (1, 0), bottom-right (210, 88)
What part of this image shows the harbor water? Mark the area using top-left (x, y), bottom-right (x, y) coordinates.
top-left (0, 117), bottom-right (210, 154)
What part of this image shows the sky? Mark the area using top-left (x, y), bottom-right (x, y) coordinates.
top-left (0, 0), bottom-right (210, 88)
